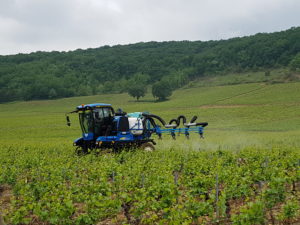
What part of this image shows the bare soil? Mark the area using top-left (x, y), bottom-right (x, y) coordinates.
top-left (0, 184), bottom-right (12, 225)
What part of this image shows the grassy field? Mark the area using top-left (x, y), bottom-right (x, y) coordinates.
top-left (0, 81), bottom-right (300, 224)
top-left (1, 81), bottom-right (300, 148)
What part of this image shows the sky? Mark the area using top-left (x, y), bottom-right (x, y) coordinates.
top-left (0, 0), bottom-right (299, 55)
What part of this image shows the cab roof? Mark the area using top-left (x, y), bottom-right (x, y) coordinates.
top-left (76, 103), bottom-right (112, 110)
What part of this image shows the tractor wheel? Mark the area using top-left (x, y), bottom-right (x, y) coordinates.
top-left (75, 146), bottom-right (88, 155)
top-left (140, 142), bottom-right (155, 152)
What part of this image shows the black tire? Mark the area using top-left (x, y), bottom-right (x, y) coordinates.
top-left (75, 146), bottom-right (88, 155)
top-left (75, 147), bottom-right (83, 155)
top-left (140, 142), bottom-right (155, 152)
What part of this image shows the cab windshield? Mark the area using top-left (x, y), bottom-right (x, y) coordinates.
top-left (79, 110), bottom-right (94, 133)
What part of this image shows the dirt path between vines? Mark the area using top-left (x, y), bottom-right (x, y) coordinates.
top-left (0, 184), bottom-right (12, 225)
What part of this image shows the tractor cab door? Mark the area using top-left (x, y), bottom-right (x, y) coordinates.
top-left (78, 110), bottom-right (94, 140)
top-left (93, 107), bottom-right (114, 137)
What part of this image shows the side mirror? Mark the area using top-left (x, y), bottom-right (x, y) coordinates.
top-left (66, 116), bottom-right (71, 126)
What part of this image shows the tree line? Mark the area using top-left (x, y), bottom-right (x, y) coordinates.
top-left (0, 27), bottom-right (299, 102)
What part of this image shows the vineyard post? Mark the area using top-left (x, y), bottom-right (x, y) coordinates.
top-left (141, 173), bottom-right (145, 188)
top-left (295, 159), bottom-right (300, 192)
top-left (173, 171), bottom-right (179, 186)
top-left (215, 173), bottom-right (219, 220)
top-left (0, 213), bottom-right (5, 225)
top-left (263, 157), bottom-right (269, 168)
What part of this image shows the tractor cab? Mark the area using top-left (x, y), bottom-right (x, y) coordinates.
top-left (76, 103), bottom-right (115, 140)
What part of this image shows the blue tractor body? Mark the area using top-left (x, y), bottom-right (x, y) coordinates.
top-left (66, 103), bottom-right (207, 153)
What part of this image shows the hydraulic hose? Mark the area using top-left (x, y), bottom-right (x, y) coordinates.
top-left (168, 119), bottom-right (179, 126)
top-left (142, 113), bottom-right (207, 128)
top-left (142, 113), bottom-right (166, 126)
top-left (143, 117), bottom-right (157, 128)
top-left (142, 117), bottom-right (157, 135)
top-left (177, 115), bottom-right (186, 126)
top-left (190, 115), bottom-right (198, 123)
top-left (196, 122), bottom-right (208, 127)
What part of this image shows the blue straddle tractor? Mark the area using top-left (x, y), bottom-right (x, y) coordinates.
top-left (66, 103), bottom-right (208, 154)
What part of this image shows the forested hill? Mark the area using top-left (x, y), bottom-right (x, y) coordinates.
top-left (0, 27), bottom-right (299, 102)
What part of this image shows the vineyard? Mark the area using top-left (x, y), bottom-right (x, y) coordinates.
top-left (1, 81), bottom-right (300, 224)
top-left (0, 144), bottom-right (300, 224)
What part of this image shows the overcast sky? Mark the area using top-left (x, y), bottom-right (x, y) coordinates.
top-left (0, 0), bottom-right (299, 55)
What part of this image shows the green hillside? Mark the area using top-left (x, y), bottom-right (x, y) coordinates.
top-left (0, 27), bottom-right (299, 102)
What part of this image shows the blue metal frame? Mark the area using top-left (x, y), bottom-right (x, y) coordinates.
top-left (92, 125), bottom-right (204, 144)
top-left (155, 126), bottom-right (203, 135)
